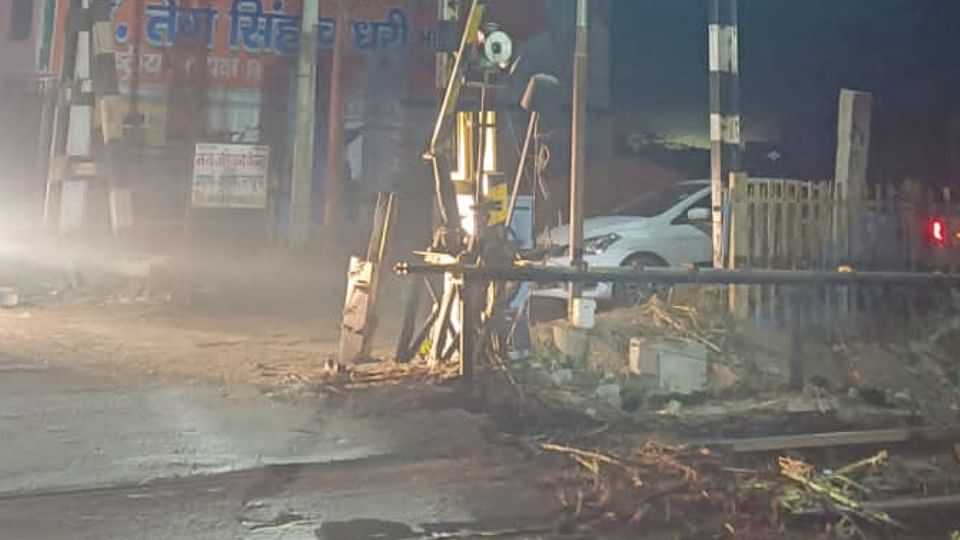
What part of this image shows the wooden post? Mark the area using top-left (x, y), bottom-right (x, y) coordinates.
top-left (784, 182), bottom-right (800, 324)
top-left (833, 89), bottom-right (872, 323)
top-left (833, 89), bottom-right (873, 262)
top-left (764, 182), bottom-right (776, 319)
top-left (746, 181), bottom-right (757, 314)
top-left (789, 182), bottom-right (802, 269)
top-left (811, 183), bottom-right (824, 268)
top-left (728, 172), bottom-right (749, 318)
top-left (752, 182), bottom-right (763, 269)
top-left (801, 183), bottom-right (812, 268)
top-left (902, 178), bottom-right (921, 272)
top-left (771, 181), bottom-right (785, 320)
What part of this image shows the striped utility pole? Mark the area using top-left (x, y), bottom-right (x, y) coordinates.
top-left (44, 0), bottom-right (95, 230)
top-left (707, 0), bottom-right (742, 268)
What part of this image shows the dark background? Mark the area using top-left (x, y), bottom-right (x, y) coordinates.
top-left (610, 0), bottom-right (960, 183)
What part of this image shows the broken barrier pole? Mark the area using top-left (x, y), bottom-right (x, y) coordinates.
top-left (395, 263), bottom-right (960, 288)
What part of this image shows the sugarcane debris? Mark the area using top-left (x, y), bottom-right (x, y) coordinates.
top-left (540, 442), bottom-right (642, 485)
top-left (541, 440), bottom-right (741, 535)
top-left (640, 298), bottom-right (725, 355)
top-left (777, 452), bottom-right (905, 530)
top-left (538, 439), bottom-right (948, 537)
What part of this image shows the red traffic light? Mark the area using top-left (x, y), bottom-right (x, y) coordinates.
top-left (929, 217), bottom-right (947, 246)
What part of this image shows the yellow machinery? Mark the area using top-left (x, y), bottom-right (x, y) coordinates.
top-left (395, 0), bottom-right (520, 380)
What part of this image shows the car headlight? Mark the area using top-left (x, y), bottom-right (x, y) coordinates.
top-left (584, 233), bottom-right (621, 255)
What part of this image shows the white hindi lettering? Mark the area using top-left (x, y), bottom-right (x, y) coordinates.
top-left (132, 2), bottom-right (409, 57)
top-left (145, 1), bottom-right (218, 48)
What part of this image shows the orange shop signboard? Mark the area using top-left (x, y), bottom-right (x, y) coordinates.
top-left (104, 0), bottom-right (416, 89)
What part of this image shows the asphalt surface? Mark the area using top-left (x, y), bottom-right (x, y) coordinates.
top-left (0, 354), bottom-right (555, 539)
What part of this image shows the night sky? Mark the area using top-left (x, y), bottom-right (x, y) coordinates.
top-left (610, 0), bottom-right (960, 182)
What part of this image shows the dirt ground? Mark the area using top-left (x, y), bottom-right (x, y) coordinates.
top-left (0, 302), bottom-right (341, 387)
top-left (0, 241), bottom-right (419, 389)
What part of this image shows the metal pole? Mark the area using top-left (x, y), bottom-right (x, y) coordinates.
top-left (459, 276), bottom-right (477, 381)
top-left (423, 0), bottom-right (482, 243)
top-left (288, 0), bottom-right (319, 247)
top-left (505, 111), bottom-right (537, 229)
top-left (395, 262), bottom-right (960, 288)
top-left (323, 0), bottom-right (348, 231)
top-left (568, 0), bottom-right (588, 316)
top-left (472, 81), bottom-right (488, 242)
top-left (708, 0), bottom-right (741, 268)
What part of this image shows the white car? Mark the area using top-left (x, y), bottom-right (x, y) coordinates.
top-left (535, 179), bottom-right (716, 303)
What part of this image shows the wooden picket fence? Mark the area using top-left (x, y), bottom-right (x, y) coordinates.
top-left (726, 177), bottom-right (960, 328)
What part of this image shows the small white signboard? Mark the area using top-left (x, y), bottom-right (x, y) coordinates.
top-left (192, 143), bottom-right (269, 209)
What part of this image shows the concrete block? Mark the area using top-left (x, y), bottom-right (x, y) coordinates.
top-left (570, 298), bottom-right (596, 329)
top-left (629, 337), bottom-right (658, 376)
top-left (551, 322), bottom-right (590, 363)
top-left (628, 338), bottom-right (707, 395)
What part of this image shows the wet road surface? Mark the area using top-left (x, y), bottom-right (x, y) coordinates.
top-left (0, 354), bottom-right (555, 539)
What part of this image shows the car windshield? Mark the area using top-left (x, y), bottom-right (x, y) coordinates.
top-left (610, 183), bottom-right (706, 218)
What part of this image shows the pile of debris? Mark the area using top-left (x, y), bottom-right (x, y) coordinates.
top-left (544, 440), bottom-right (726, 535)
top-left (524, 287), bottom-right (960, 430)
top-left (541, 440), bottom-right (960, 538)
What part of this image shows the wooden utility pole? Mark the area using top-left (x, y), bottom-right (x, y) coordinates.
top-left (289, 0), bottom-right (320, 247)
top-left (833, 89), bottom-right (872, 319)
top-left (833, 89), bottom-right (873, 260)
top-left (567, 0), bottom-right (588, 320)
top-left (707, 0), bottom-right (742, 268)
top-left (323, 0), bottom-right (349, 232)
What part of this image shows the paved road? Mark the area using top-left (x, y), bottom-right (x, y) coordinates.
top-left (0, 355), bottom-right (555, 539)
